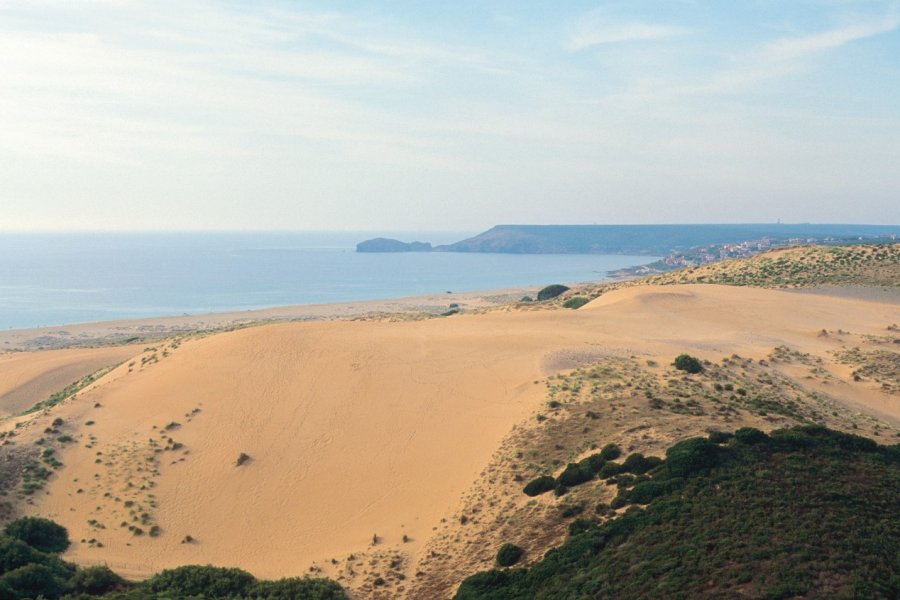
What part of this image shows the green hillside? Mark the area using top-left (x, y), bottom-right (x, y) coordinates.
top-left (645, 243), bottom-right (900, 288)
top-left (455, 425), bottom-right (900, 600)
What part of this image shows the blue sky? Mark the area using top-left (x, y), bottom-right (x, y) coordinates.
top-left (1, 0), bottom-right (899, 230)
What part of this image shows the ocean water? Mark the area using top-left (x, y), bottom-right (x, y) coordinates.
top-left (0, 232), bottom-right (657, 330)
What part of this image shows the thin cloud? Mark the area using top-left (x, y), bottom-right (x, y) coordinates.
top-left (567, 13), bottom-right (688, 52)
top-left (764, 16), bottom-right (899, 61)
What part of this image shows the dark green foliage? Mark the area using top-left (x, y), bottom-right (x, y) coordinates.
top-left (557, 463), bottom-right (593, 488)
top-left (0, 536), bottom-right (48, 574)
top-left (0, 520), bottom-right (347, 600)
top-left (626, 479), bottom-right (683, 505)
top-left (537, 285), bottom-right (569, 301)
top-left (562, 297), bottom-right (590, 309)
top-left (146, 565), bottom-right (255, 597)
top-left (660, 437), bottom-right (724, 479)
top-left (245, 577), bottom-right (347, 599)
top-left (567, 519), bottom-right (594, 536)
top-left (621, 453), bottom-right (658, 475)
top-left (578, 453), bottom-right (605, 474)
top-left (496, 544), bottom-right (524, 567)
top-left (598, 443), bottom-right (621, 461)
top-left (673, 353), bottom-right (704, 373)
top-left (597, 461), bottom-right (623, 478)
top-left (71, 565), bottom-right (128, 595)
top-left (523, 476), bottom-right (556, 497)
top-left (559, 504), bottom-right (584, 518)
top-left (456, 425), bottom-right (900, 600)
top-left (0, 563), bottom-right (67, 599)
top-left (734, 426), bottom-right (768, 445)
top-left (707, 430), bottom-right (734, 444)
top-left (5, 517), bottom-right (70, 553)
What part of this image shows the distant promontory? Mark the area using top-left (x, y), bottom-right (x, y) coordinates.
top-left (357, 224), bottom-right (900, 255)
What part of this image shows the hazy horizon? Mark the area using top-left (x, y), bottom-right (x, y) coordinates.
top-left (2, 1), bottom-right (899, 231)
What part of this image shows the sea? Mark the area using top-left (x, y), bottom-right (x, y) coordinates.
top-left (0, 232), bottom-right (658, 330)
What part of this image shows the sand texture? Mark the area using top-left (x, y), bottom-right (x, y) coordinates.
top-left (0, 345), bottom-right (143, 417)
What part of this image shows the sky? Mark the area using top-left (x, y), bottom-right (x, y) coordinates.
top-left (1, 0), bottom-right (899, 231)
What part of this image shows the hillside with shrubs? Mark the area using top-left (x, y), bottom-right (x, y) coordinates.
top-left (454, 425), bottom-right (900, 600)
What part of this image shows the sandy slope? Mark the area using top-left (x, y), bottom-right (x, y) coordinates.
top-left (10, 285), bottom-right (899, 588)
top-left (0, 345), bottom-right (143, 416)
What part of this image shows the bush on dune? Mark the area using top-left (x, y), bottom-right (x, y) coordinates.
top-left (537, 285), bottom-right (569, 301)
top-left (5, 517), bottom-right (70, 554)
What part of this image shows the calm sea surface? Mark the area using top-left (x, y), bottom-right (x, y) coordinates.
top-left (0, 232), bottom-right (657, 330)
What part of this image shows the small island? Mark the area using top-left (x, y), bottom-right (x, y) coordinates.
top-left (356, 237), bottom-right (433, 252)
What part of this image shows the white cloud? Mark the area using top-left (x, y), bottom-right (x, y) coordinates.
top-left (764, 16), bottom-right (899, 61)
top-left (567, 10), bottom-right (688, 51)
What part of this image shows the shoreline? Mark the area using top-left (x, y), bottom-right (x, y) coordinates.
top-left (0, 284), bottom-right (549, 351)
top-left (3, 279), bottom-right (898, 353)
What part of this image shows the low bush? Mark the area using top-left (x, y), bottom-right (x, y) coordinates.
top-left (0, 563), bottom-right (67, 599)
top-left (246, 577), bottom-right (347, 599)
top-left (734, 427), bottom-right (768, 445)
top-left (537, 285), bottom-right (569, 301)
top-left (70, 565), bottom-right (128, 595)
top-left (621, 453), bottom-right (660, 475)
top-left (598, 443), bottom-right (621, 461)
top-left (523, 476), bottom-right (556, 497)
top-left (562, 297), bottom-right (590, 309)
top-left (673, 354), bottom-right (704, 374)
top-left (556, 463), bottom-right (593, 488)
top-left (145, 565), bottom-right (256, 597)
top-left (5, 517), bottom-right (70, 553)
top-left (496, 544), bottom-right (524, 567)
top-left (597, 461), bottom-right (623, 478)
top-left (578, 453), bottom-right (605, 474)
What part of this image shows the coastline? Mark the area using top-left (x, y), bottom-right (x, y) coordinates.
top-left (4, 277), bottom-right (898, 353)
top-left (0, 284), bottom-right (546, 351)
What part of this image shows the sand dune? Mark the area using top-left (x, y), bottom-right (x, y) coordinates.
top-left (0, 345), bottom-right (143, 416)
top-left (8, 285), bottom-right (898, 588)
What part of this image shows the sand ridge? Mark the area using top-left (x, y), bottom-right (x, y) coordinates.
top-left (0, 345), bottom-right (144, 416)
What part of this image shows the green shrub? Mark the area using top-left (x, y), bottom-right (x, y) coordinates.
top-left (246, 576), bottom-right (347, 599)
top-left (627, 479), bottom-right (681, 505)
top-left (673, 353), bottom-right (704, 373)
top-left (496, 544), bottom-right (524, 567)
top-left (598, 443), bottom-right (621, 461)
top-left (0, 563), bottom-right (66, 599)
top-left (662, 437), bottom-right (724, 478)
top-left (734, 427), bottom-right (768, 445)
top-left (567, 519), bottom-right (595, 536)
top-left (523, 476), bottom-right (556, 497)
top-left (556, 463), bottom-right (593, 488)
top-left (0, 536), bottom-right (49, 574)
top-left (621, 453), bottom-right (659, 475)
top-left (562, 297), bottom-right (590, 309)
top-left (5, 517), bottom-right (70, 553)
top-left (707, 430), bottom-right (734, 444)
top-left (537, 285), bottom-right (569, 301)
top-left (145, 565), bottom-right (256, 597)
top-left (598, 461), bottom-right (623, 478)
top-left (71, 565), bottom-right (128, 594)
top-left (578, 453), bottom-right (605, 474)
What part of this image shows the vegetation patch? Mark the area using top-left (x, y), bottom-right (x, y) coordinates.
top-left (455, 425), bottom-right (900, 599)
top-left (0, 517), bottom-right (346, 599)
top-left (20, 365), bottom-right (118, 415)
top-left (673, 354), bottom-right (703, 374)
top-left (537, 285), bottom-right (570, 301)
top-left (562, 297), bottom-right (590, 309)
